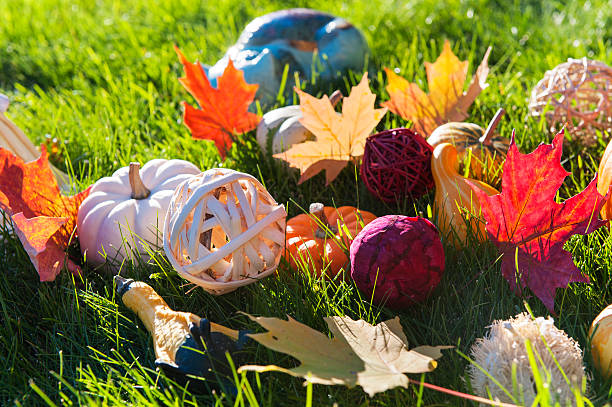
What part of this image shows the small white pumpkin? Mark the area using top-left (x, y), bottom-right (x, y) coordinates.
top-left (256, 90), bottom-right (342, 154)
top-left (77, 159), bottom-right (200, 268)
top-left (0, 93), bottom-right (8, 112)
top-left (256, 105), bottom-right (310, 154)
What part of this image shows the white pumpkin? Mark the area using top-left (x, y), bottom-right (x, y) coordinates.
top-left (256, 90), bottom-right (342, 154)
top-left (77, 159), bottom-right (200, 268)
top-left (256, 105), bottom-right (311, 154)
top-left (0, 93), bottom-right (8, 112)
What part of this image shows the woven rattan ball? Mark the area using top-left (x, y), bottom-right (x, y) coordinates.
top-left (529, 57), bottom-right (612, 145)
top-left (361, 128), bottom-right (434, 203)
top-left (163, 168), bottom-right (287, 295)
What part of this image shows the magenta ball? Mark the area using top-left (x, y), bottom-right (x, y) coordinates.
top-left (350, 215), bottom-right (445, 309)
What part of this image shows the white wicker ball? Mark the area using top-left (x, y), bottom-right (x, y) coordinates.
top-left (163, 168), bottom-right (287, 295)
top-left (528, 57), bottom-right (612, 145)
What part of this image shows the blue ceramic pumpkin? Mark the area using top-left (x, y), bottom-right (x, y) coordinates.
top-left (204, 9), bottom-right (370, 107)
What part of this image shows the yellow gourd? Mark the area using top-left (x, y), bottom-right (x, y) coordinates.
top-left (432, 143), bottom-right (499, 247)
top-left (427, 108), bottom-right (509, 180)
top-left (115, 276), bottom-right (248, 391)
top-left (116, 276), bottom-right (239, 362)
top-left (589, 304), bottom-right (612, 379)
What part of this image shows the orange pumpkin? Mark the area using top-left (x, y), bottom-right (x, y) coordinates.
top-left (285, 203), bottom-right (377, 277)
top-left (597, 139), bottom-right (612, 219)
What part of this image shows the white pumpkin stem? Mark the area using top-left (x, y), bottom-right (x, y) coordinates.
top-left (129, 162), bottom-right (151, 200)
top-left (329, 90), bottom-right (343, 107)
top-left (310, 202), bottom-right (337, 238)
top-left (480, 108), bottom-right (506, 146)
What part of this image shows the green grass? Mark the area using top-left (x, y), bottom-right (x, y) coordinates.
top-left (1, 0), bottom-right (612, 405)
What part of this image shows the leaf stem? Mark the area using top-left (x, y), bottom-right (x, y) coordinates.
top-left (406, 378), bottom-right (521, 407)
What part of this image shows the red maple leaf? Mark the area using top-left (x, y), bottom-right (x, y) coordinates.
top-left (468, 131), bottom-right (608, 312)
top-left (0, 147), bottom-right (90, 281)
top-left (175, 46), bottom-right (260, 159)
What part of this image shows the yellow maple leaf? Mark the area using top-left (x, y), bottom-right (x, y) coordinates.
top-left (274, 74), bottom-right (387, 185)
top-left (383, 40), bottom-right (491, 137)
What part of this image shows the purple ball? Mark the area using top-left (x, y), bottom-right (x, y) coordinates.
top-left (350, 215), bottom-right (445, 309)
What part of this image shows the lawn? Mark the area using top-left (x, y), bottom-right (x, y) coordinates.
top-left (1, 0), bottom-right (612, 405)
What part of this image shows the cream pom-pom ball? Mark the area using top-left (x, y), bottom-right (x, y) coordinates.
top-left (163, 168), bottom-right (287, 295)
top-left (468, 313), bottom-right (586, 406)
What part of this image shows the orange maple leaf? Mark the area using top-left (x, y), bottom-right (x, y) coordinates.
top-left (274, 74), bottom-right (387, 185)
top-left (383, 40), bottom-right (491, 137)
top-left (175, 46), bottom-right (260, 159)
top-left (0, 146), bottom-right (89, 281)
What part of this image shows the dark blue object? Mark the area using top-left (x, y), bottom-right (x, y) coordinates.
top-left (155, 318), bottom-right (251, 394)
top-left (204, 9), bottom-right (370, 107)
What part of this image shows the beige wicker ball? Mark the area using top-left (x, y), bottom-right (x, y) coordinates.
top-left (163, 168), bottom-right (287, 295)
top-left (528, 57), bottom-right (612, 145)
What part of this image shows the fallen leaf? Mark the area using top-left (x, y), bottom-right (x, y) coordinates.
top-left (383, 40), bottom-right (491, 137)
top-left (467, 131), bottom-right (608, 312)
top-left (238, 314), bottom-right (450, 396)
top-left (274, 74), bottom-right (387, 185)
top-left (0, 147), bottom-right (89, 281)
top-left (11, 213), bottom-right (76, 281)
top-left (176, 46), bottom-right (260, 159)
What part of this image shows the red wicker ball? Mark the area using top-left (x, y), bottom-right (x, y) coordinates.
top-left (361, 128), bottom-right (434, 203)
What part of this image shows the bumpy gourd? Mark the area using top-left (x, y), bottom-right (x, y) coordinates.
top-left (589, 304), bottom-right (612, 379)
top-left (427, 109), bottom-right (509, 178)
top-left (432, 143), bottom-right (498, 247)
top-left (285, 203), bottom-right (376, 277)
top-left (115, 276), bottom-right (249, 392)
top-left (597, 139), bottom-right (612, 219)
